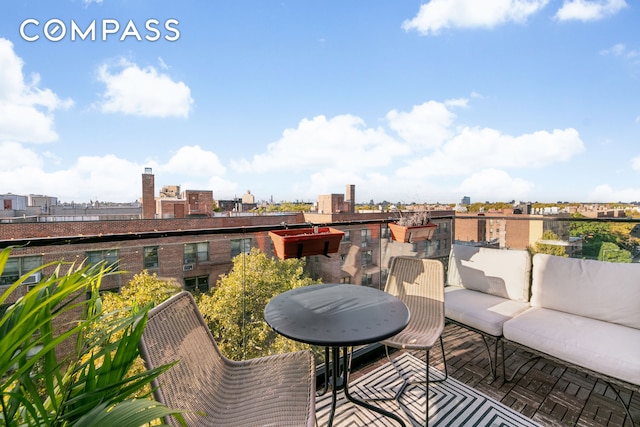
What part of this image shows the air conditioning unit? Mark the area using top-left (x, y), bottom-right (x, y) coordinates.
top-left (23, 272), bottom-right (42, 285)
top-left (183, 264), bottom-right (194, 272)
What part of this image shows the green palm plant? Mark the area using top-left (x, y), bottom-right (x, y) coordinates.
top-left (0, 247), bottom-right (185, 426)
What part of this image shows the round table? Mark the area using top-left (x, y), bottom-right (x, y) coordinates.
top-left (264, 283), bottom-right (410, 427)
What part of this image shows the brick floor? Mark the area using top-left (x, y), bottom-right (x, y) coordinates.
top-left (349, 323), bottom-right (639, 427)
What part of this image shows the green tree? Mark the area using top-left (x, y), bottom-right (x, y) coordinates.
top-left (532, 230), bottom-right (567, 257)
top-left (570, 215), bottom-right (615, 259)
top-left (598, 241), bottom-right (632, 263)
top-left (100, 270), bottom-right (182, 319)
top-left (266, 202), bottom-right (313, 212)
top-left (197, 248), bottom-right (319, 360)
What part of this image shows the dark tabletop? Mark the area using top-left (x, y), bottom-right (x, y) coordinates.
top-left (264, 283), bottom-right (410, 347)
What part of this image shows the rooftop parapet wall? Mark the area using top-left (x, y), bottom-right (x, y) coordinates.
top-left (0, 213), bottom-right (305, 241)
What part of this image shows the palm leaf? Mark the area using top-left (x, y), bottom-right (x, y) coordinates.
top-left (1, 248), bottom-right (183, 426)
top-left (72, 400), bottom-right (186, 427)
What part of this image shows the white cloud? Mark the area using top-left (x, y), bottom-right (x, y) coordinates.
top-left (555, 0), bottom-right (626, 21)
top-left (0, 143), bottom-right (232, 201)
top-left (386, 101), bottom-right (457, 149)
top-left (231, 100), bottom-right (585, 203)
top-left (0, 141), bottom-right (43, 171)
top-left (161, 145), bottom-right (226, 176)
top-left (396, 126), bottom-right (585, 178)
top-left (588, 184), bottom-right (640, 202)
top-left (600, 43), bottom-right (640, 64)
top-left (456, 168), bottom-right (533, 200)
top-left (233, 114), bottom-right (409, 173)
top-left (0, 38), bottom-right (72, 143)
top-left (0, 153), bottom-right (142, 201)
top-left (402, 0), bottom-right (549, 35)
top-left (96, 58), bottom-right (193, 118)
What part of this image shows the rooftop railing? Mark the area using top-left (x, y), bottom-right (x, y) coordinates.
top-left (1, 214), bottom-right (638, 372)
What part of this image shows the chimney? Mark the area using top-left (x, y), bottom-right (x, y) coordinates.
top-left (142, 167), bottom-right (156, 219)
top-left (345, 184), bottom-right (355, 214)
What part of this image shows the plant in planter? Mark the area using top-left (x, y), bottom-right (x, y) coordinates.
top-left (388, 210), bottom-right (437, 243)
top-left (0, 248), bottom-right (185, 427)
top-left (268, 226), bottom-right (345, 259)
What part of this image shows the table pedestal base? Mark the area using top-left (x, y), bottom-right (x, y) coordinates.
top-left (321, 346), bottom-right (406, 427)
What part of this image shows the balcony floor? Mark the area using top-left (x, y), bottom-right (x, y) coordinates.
top-left (347, 323), bottom-right (639, 427)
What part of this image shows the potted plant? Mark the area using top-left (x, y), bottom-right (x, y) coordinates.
top-left (269, 226), bottom-right (345, 259)
top-left (0, 248), bottom-right (186, 427)
top-left (388, 210), bottom-right (437, 243)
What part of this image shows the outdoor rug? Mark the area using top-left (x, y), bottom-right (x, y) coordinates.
top-left (316, 352), bottom-right (540, 426)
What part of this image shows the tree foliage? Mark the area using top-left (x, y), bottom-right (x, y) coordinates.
top-left (531, 230), bottom-right (567, 257)
top-left (570, 216), bottom-right (617, 258)
top-left (100, 270), bottom-right (182, 321)
top-left (197, 248), bottom-right (319, 360)
top-left (265, 202), bottom-right (313, 212)
top-left (598, 241), bottom-right (631, 263)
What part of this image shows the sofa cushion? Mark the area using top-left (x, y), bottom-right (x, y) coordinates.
top-left (445, 287), bottom-right (530, 337)
top-left (447, 244), bottom-right (532, 303)
top-left (503, 307), bottom-right (640, 387)
top-left (531, 254), bottom-right (640, 330)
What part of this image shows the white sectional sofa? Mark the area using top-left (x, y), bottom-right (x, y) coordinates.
top-left (503, 254), bottom-right (640, 392)
top-left (446, 248), bottom-right (640, 424)
top-left (444, 244), bottom-right (532, 378)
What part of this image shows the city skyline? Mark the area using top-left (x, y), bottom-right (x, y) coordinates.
top-left (1, 1), bottom-right (640, 204)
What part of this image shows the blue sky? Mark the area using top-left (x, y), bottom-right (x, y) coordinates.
top-left (1, 0), bottom-right (639, 204)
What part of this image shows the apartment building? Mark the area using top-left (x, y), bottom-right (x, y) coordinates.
top-left (454, 210), bottom-right (577, 253)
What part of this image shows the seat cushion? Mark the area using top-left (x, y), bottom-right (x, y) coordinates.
top-left (531, 254), bottom-right (640, 329)
top-left (503, 307), bottom-right (640, 387)
top-left (445, 287), bottom-right (530, 337)
top-left (447, 244), bottom-right (532, 302)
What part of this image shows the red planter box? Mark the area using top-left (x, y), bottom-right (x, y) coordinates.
top-left (388, 222), bottom-right (437, 243)
top-left (269, 227), bottom-right (345, 260)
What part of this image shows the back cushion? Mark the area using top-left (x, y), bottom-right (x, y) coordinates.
top-left (531, 254), bottom-right (640, 329)
top-left (447, 244), bottom-right (532, 302)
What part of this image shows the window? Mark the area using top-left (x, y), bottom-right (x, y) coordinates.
top-left (381, 226), bottom-right (390, 240)
top-left (360, 229), bottom-right (371, 247)
top-left (339, 276), bottom-right (351, 284)
top-left (440, 222), bottom-right (448, 232)
top-left (184, 242), bottom-right (209, 264)
top-left (0, 256), bottom-right (43, 286)
top-left (231, 238), bottom-right (251, 259)
top-left (424, 240), bottom-right (433, 257)
top-left (361, 273), bottom-right (372, 286)
top-left (86, 250), bottom-right (119, 270)
top-left (184, 275), bottom-right (209, 293)
top-left (343, 230), bottom-right (351, 242)
top-left (143, 246), bottom-right (159, 269)
top-left (380, 268), bottom-right (389, 284)
top-left (361, 250), bottom-right (373, 268)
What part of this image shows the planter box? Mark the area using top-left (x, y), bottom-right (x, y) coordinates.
top-left (388, 222), bottom-right (437, 243)
top-left (269, 227), bottom-right (345, 260)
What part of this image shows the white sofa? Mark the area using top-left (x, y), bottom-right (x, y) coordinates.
top-left (444, 244), bottom-right (532, 377)
top-left (503, 253), bottom-right (640, 391)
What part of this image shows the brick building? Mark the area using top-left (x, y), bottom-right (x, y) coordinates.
top-left (454, 211), bottom-right (574, 252)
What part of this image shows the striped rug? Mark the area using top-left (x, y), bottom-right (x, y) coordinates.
top-left (316, 352), bottom-right (540, 426)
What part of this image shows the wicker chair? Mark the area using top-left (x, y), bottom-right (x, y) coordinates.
top-left (138, 291), bottom-right (316, 427)
top-left (377, 257), bottom-right (448, 425)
